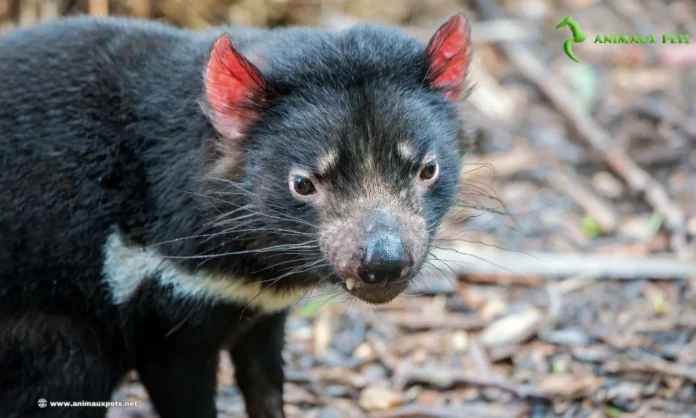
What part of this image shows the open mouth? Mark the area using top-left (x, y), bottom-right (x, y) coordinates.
top-left (341, 278), bottom-right (410, 304)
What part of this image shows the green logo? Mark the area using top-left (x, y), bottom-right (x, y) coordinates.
top-left (555, 16), bottom-right (587, 63)
top-left (555, 16), bottom-right (690, 63)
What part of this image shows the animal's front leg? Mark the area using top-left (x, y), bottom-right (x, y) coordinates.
top-left (137, 346), bottom-right (219, 418)
top-left (230, 310), bottom-right (287, 418)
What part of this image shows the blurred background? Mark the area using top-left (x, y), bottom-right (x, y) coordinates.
top-left (3, 0), bottom-right (696, 417)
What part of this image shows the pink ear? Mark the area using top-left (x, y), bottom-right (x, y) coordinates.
top-left (205, 34), bottom-right (267, 139)
top-left (426, 13), bottom-right (472, 101)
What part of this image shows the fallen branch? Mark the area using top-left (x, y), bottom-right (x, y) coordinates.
top-left (369, 403), bottom-right (528, 418)
top-left (366, 311), bottom-right (488, 332)
top-left (427, 242), bottom-right (696, 279)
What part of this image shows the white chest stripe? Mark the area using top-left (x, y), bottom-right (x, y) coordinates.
top-left (102, 232), bottom-right (310, 312)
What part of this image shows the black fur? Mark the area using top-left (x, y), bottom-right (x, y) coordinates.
top-left (0, 16), bottom-right (469, 418)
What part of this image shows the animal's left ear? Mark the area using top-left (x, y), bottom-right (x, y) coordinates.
top-left (425, 13), bottom-right (472, 101)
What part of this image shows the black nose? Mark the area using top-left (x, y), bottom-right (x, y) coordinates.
top-left (357, 235), bottom-right (411, 287)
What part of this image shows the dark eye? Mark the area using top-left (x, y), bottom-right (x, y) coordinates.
top-left (293, 176), bottom-right (316, 196)
top-left (420, 161), bottom-right (438, 180)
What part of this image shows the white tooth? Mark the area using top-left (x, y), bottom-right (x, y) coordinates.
top-left (345, 278), bottom-right (355, 291)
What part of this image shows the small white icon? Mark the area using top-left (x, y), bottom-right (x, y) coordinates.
top-left (37, 398), bottom-right (47, 408)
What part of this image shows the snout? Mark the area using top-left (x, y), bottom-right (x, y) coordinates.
top-left (358, 234), bottom-right (412, 287)
top-left (344, 207), bottom-right (422, 303)
top-left (321, 205), bottom-right (428, 304)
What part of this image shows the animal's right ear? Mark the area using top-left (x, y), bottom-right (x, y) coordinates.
top-left (204, 34), bottom-right (267, 140)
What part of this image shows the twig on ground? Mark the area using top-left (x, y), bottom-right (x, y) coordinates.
top-left (603, 356), bottom-right (696, 383)
top-left (395, 366), bottom-right (549, 399)
top-left (629, 98), bottom-right (696, 138)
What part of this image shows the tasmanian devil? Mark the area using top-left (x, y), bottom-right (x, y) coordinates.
top-left (0, 11), bottom-right (473, 418)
